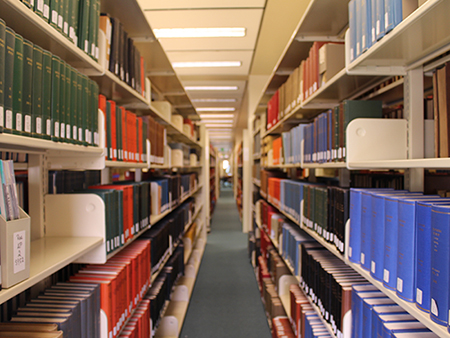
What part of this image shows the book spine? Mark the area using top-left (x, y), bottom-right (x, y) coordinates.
top-left (349, 189), bottom-right (362, 263)
top-left (49, 0), bottom-right (60, 30)
top-left (0, 19), bottom-right (5, 132)
top-left (376, 0), bottom-right (386, 40)
top-left (32, 45), bottom-right (44, 138)
top-left (50, 55), bottom-right (60, 141)
top-left (430, 205), bottom-right (450, 325)
top-left (360, 191), bottom-right (372, 270)
top-left (42, 49), bottom-right (52, 140)
top-left (77, 72), bottom-right (83, 144)
top-left (383, 197), bottom-right (399, 289)
top-left (70, 67), bottom-right (78, 144)
top-left (22, 39), bottom-right (33, 136)
top-left (4, 28), bottom-right (15, 134)
top-left (12, 33), bottom-right (24, 135)
top-left (59, 57), bottom-right (66, 141)
top-left (65, 63), bottom-right (72, 142)
top-left (71, 0), bottom-right (80, 45)
top-left (92, 81), bottom-right (99, 146)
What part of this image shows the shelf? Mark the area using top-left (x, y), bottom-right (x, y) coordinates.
top-left (0, 0), bottom-right (103, 76)
top-left (346, 0), bottom-right (450, 75)
top-left (263, 164), bottom-right (299, 169)
top-left (106, 161), bottom-right (149, 169)
top-left (253, 153), bottom-right (261, 160)
top-left (295, 0), bottom-right (348, 41)
top-left (302, 162), bottom-right (347, 169)
top-left (13, 162), bottom-right (28, 171)
top-left (0, 236), bottom-right (102, 304)
top-left (253, 178), bottom-right (261, 187)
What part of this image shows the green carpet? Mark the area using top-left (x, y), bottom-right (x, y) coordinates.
top-left (179, 187), bottom-right (271, 338)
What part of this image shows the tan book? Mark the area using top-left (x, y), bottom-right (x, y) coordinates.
top-left (0, 323), bottom-right (58, 332)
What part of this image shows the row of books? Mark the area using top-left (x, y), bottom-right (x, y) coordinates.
top-left (303, 100), bottom-right (382, 164)
top-left (348, 0), bottom-right (421, 62)
top-left (145, 115), bottom-right (166, 165)
top-left (0, 20), bottom-right (100, 145)
top-left (147, 245), bottom-right (185, 332)
top-left (350, 170), bottom-right (404, 190)
top-left (118, 298), bottom-right (150, 338)
top-left (348, 188), bottom-right (450, 328)
top-left (19, 0), bottom-right (100, 60)
top-left (99, 95), bottom-right (147, 163)
top-left (257, 256), bottom-right (286, 320)
top-left (290, 284), bottom-right (333, 338)
top-left (0, 323), bottom-right (62, 337)
top-left (100, 14), bottom-right (147, 97)
top-left (266, 42), bottom-right (345, 131)
top-left (272, 317), bottom-right (296, 338)
top-left (141, 199), bottom-right (194, 272)
top-left (432, 61), bottom-right (450, 158)
top-left (352, 284), bottom-right (439, 337)
top-left (48, 170), bottom-right (101, 194)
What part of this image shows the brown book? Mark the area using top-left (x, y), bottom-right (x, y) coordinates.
top-left (433, 70), bottom-right (440, 157)
top-left (0, 323), bottom-right (58, 332)
top-left (437, 64), bottom-right (450, 157)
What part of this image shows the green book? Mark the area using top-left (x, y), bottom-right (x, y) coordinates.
top-left (57, 0), bottom-right (64, 32)
top-left (76, 71), bottom-right (83, 144)
top-left (21, 0), bottom-right (32, 8)
top-left (106, 100), bottom-right (112, 160)
top-left (42, 49), bottom-right (52, 140)
top-left (43, 0), bottom-right (50, 21)
top-left (70, 0), bottom-right (80, 45)
top-left (49, 0), bottom-right (60, 30)
top-left (116, 189), bottom-right (124, 246)
top-left (12, 33), bottom-right (24, 135)
top-left (59, 58), bottom-right (66, 141)
top-left (77, 0), bottom-right (90, 54)
top-left (86, 79), bottom-right (92, 145)
top-left (65, 64), bottom-right (71, 142)
top-left (81, 74), bottom-right (89, 145)
top-left (63, 0), bottom-right (70, 37)
top-left (88, 0), bottom-right (97, 59)
top-left (94, 0), bottom-right (100, 60)
top-left (50, 55), bottom-right (60, 141)
top-left (70, 67), bottom-right (78, 144)
top-left (33, 0), bottom-right (44, 18)
top-left (32, 45), bottom-right (43, 138)
top-left (0, 19), bottom-right (5, 132)
top-left (91, 81), bottom-right (99, 146)
top-left (22, 39), bottom-right (33, 136)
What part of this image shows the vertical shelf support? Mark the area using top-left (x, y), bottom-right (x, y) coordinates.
top-left (404, 66), bottom-right (424, 192)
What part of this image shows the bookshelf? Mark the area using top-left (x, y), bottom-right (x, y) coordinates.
top-left (247, 0), bottom-right (450, 337)
top-left (0, 1), bottom-right (208, 336)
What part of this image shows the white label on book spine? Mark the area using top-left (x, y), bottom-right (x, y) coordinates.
top-left (371, 261), bottom-right (376, 273)
top-left (60, 123), bottom-right (65, 138)
top-left (51, 10), bottom-right (58, 24)
top-left (383, 269), bottom-right (389, 283)
top-left (362, 35), bottom-right (366, 49)
top-left (360, 252), bottom-right (365, 264)
top-left (16, 113), bottom-right (22, 131)
top-left (58, 15), bottom-right (63, 29)
top-left (66, 125), bottom-right (71, 139)
top-left (416, 288), bottom-right (423, 305)
top-left (36, 117), bottom-right (42, 134)
top-left (6, 110), bottom-right (12, 129)
top-left (84, 40), bottom-right (89, 53)
top-left (376, 20), bottom-right (380, 35)
top-left (46, 119), bottom-right (51, 135)
top-left (54, 122), bottom-right (59, 137)
top-left (64, 22), bottom-right (69, 35)
top-left (397, 277), bottom-right (403, 292)
top-left (78, 128), bottom-right (82, 141)
top-left (372, 28), bottom-right (376, 43)
top-left (13, 230), bottom-right (26, 274)
top-left (24, 115), bottom-right (31, 133)
top-left (385, 13), bottom-right (389, 29)
top-left (37, 0), bottom-right (43, 11)
top-left (73, 125), bottom-right (77, 140)
top-left (43, 4), bottom-right (49, 18)
top-left (30, 0), bottom-right (34, 7)
top-left (431, 299), bottom-right (438, 316)
top-left (69, 27), bottom-right (75, 41)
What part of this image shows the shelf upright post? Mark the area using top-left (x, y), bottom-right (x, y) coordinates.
top-left (28, 153), bottom-right (47, 241)
top-left (200, 124), bottom-right (210, 230)
top-left (404, 66), bottom-right (424, 192)
top-left (243, 128), bottom-right (252, 233)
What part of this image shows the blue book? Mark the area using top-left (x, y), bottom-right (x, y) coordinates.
top-left (415, 201), bottom-right (450, 312)
top-left (282, 131), bottom-right (290, 164)
top-left (430, 204), bottom-right (450, 325)
top-left (327, 110), bottom-right (332, 162)
top-left (356, 0), bottom-right (362, 57)
top-left (370, 191), bottom-right (415, 281)
top-left (361, 189), bottom-right (394, 270)
top-left (382, 322), bottom-right (428, 338)
top-left (376, 314), bottom-right (418, 338)
top-left (385, 0), bottom-right (403, 33)
top-left (349, 0), bottom-right (357, 62)
top-left (371, 0), bottom-right (378, 45)
top-left (397, 196), bottom-right (441, 302)
top-left (376, 0), bottom-right (385, 40)
top-left (361, 0), bottom-right (373, 53)
top-left (352, 287), bottom-right (385, 338)
top-left (372, 305), bottom-right (407, 338)
top-left (362, 298), bottom-right (396, 337)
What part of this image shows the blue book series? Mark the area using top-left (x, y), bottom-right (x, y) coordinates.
top-left (371, 305), bottom-right (407, 338)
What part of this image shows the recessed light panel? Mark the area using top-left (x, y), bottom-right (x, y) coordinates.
top-left (172, 61), bottom-right (241, 68)
top-left (153, 27), bottom-right (246, 38)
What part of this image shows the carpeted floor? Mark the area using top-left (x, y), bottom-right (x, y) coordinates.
top-left (179, 187), bottom-right (271, 338)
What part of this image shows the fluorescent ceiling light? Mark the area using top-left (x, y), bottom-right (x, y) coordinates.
top-left (198, 107), bottom-right (236, 112)
top-left (185, 86), bottom-right (238, 91)
top-left (173, 61), bottom-right (241, 68)
top-left (208, 128), bottom-right (233, 132)
top-left (154, 27), bottom-right (246, 38)
top-left (192, 98), bottom-right (237, 103)
top-left (203, 120), bottom-right (234, 124)
top-left (200, 114), bottom-right (235, 119)
top-left (204, 124), bottom-right (234, 128)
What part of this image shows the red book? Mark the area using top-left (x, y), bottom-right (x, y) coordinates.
top-left (119, 106), bottom-right (127, 162)
top-left (137, 118), bottom-right (143, 163)
top-left (108, 100), bottom-right (118, 161)
top-left (99, 95), bottom-right (107, 154)
top-left (132, 114), bottom-right (138, 162)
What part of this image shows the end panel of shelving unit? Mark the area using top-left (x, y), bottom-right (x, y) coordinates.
top-left (45, 194), bottom-right (107, 263)
top-left (346, 118), bottom-right (407, 167)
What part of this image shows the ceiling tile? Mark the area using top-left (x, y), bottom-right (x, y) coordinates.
top-left (143, 9), bottom-right (263, 51)
top-left (139, 0), bottom-right (265, 10)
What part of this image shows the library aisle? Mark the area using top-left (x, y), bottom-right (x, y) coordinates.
top-left (180, 187), bottom-right (271, 338)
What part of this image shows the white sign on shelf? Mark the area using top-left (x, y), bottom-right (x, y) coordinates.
top-left (13, 230), bottom-right (26, 274)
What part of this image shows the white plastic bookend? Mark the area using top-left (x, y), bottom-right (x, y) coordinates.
top-left (278, 275), bottom-right (298, 297)
top-left (45, 194), bottom-right (107, 263)
top-left (344, 219), bottom-right (351, 261)
top-left (185, 264), bottom-right (196, 278)
top-left (0, 208), bottom-right (30, 288)
top-left (146, 139), bottom-right (151, 167)
top-left (346, 119), bottom-right (407, 167)
top-left (172, 285), bottom-right (189, 301)
top-left (157, 316), bottom-right (179, 336)
top-left (191, 250), bottom-right (201, 263)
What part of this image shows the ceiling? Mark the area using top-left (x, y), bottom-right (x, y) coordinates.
top-left (138, 0), bottom-right (310, 154)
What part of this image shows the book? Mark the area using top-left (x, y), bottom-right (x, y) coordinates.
top-left (0, 19), bottom-right (5, 132)
top-left (4, 27), bottom-right (15, 134)
top-left (50, 55), bottom-right (60, 141)
top-left (12, 33), bottom-right (24, 135)
top-left (32, 45), bottom-right (43, 138)
top-left (77, 0), bottom-right (90, 54)
top-left (42, 49), bottom-right (52, 140)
